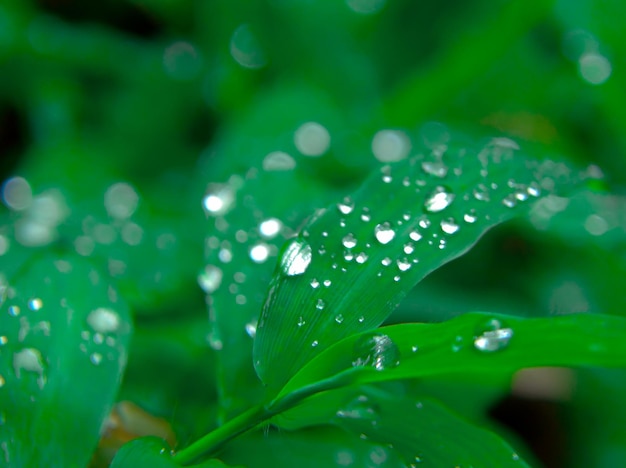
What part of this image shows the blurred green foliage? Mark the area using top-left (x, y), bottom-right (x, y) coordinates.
top-left (1, 0), bottom-right (626, 466)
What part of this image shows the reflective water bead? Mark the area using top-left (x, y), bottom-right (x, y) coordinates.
top-left (423, 186), bottom-right (454, 213)
top-left (397, 258), bottom-right (411, 271)
top-left (335, 314), bottom-right (344, 324)
top-left (421, 160), bottom-right (448, 178)
top-left (463, 210), bottom-right (478, 223)
top-left (418, 217), bottom-right (431, 229)
top-left (502, 195), bottom-right (517, 208)
top-left (316, 299), bottom-right (326, 310)
top-left (355, 252), bottom-right (369, 264)
top-left (90, 352), bottom-right (103, 366)
top-left (249, 242), bottom-right (270, 263)
top-left (474, 319), bottom-right (514, 352)
top-left (297, 316), bottom-right (306, 327)
top-left (323, 279), bottom-right (332, 287)
top-left (310, 279), bottom-right (320, 289)
top-left (473, 184), bottom-right (490, 201)
top-left (198, 265), bottom-right (223, 293)
top-left (13, 347), bottom-right (46, 389)
top-left (352, 334), bottom-right (400, 371)
top-left (374, 222), bottom-right (395, 244)
top-left (28, 298), bottom-right (43, 311)
top-left (403, 243), bottom-right (415, 255)
top-left (381, 257), bottom-right (392, 266)
top-left (259, 218), bottom-right (282, 239)
top-left (409, 230), bottom-right (422, 242)
top-left (245, 321), bottom-right (257, 338)
top-left (342, 233), bottom-right (357, 249)
top-left (280, 239), bottom-right (313, 276)
top-left (358, 316), bottom-right (365, 323)
top-left (440, 218), bottom-right (460, 234)
top-left (294, 122), bottom-right (331, 157)
top-left (202, 184), bottom-right (234, 216)
top-left (87, 308), bottom-right (120, 334)
top-left (337, 197), bottom-right (355, 215)
top-left (311, 340), bottom-right (319, 347)
top-left (344, 251), bottom-right (354, 261)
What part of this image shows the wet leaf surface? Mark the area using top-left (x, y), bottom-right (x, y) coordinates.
top-left (0, 251), bottom-right (131, 467)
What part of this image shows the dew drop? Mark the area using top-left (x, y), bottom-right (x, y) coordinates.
top-left (409, 230), bottom-right (422, 242)
top-left (245, 321), bottom-right (257, 338)
top-left (440, 218), bottom-right (460, 234)
top-left (335, 314), bottom-right (344, 324)
top-left (323, 279), bottom-right (332, 287)
top-left (502, 194), bottom-right (517, 208)
top-left (424, 185), bottom-right (454, 213)
top-left (421, 161), bottom-right (448, 178)
top-left (280, 239), bottom-right (313, 276)
top-left (355, 252), bottom-right (369, 264)
top-left (28, 298), bottom-right (43, 311)
top-left (295, 121), bottom-right (331, 157)
top-left (13, 347), bottom-right (46, 389)
top-left (202, 184), bottom-right (234, 216)
top-left (344, 251), bottom-right (354, 261)
top-left (87, 308), bottom-right (120, 334)
top-left (342, 233), bottom-right (357, 249)
top-left (311, 340), bottom-right (319, 347)
top-left (463, 210), bottom-right (478, 223)
top-left (310, 279), bottom-right (320, 289)
top-left (361, 210), bottom-right (372, 222)
top-left (374, 222), bottom-right (395, 244)
top-left (198, 265), bottom-right (223, 293)
top-left (381, 257), bottom-right (392, 266)
top-left (89, 352), bottom-right (103, 366)
top-left (297, 316), bottom-right (306, 327)
top-left (316, 299), bottom-right (326, 310)
top-left (358, 316), bottom-right (365, 323)
top-left (352, 334), bottom-right (400, 371)
top-left (259, 218), bottom-right (282, 239)
top-left (249, 242), bottom-right (270, 263)
top-left (397, 258), bottom-right (411, 271)
top-left (8, 305), bottom-right (20, 317)
top-left (473, 184), bottom-right (490, 202)
top-left (411, 345), bottom-right (418, 352)
top-left (337, 197), bottom-right (355, 215)
top-left (473, 319), bottom-right (514, 352)
top-left (403, 243), bottom-right (415, 255)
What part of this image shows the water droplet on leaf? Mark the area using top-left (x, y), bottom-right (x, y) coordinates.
top-left (374, 222), bottom-right (395, 244)
top-left (440, 218), bottom-right (460, 234)
top-left (281, 239), bottom-right (313, 276)
top-left (342, 233), bottom-right (357, 249)
top-left (474, 319), bottom-right (514, 352)
top-left (424, 186), bottom-right (454, 213)
top-left (198, 265), bottom-right (223, 293)
top-left (352, 334), bottom-right (400, 371)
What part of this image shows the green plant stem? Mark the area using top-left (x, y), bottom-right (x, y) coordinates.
top-left (381, 0), bottom-right (555, 127)
top-left (173, 374), bottom-right (350, 465)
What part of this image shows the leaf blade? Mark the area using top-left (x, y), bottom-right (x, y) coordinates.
top-left (254, 136), bottom-right (582, 390)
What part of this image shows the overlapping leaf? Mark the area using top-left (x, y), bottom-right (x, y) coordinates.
top-left (254, 136), bottom-right (585, 391)
top-left (0, 250), bottom-right (131, 466)
top-left (276, 312), bottom-right (626, 398)
top-left (332, 388), bottom-right (529, 467)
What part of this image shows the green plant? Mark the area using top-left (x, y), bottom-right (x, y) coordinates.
top-left (2, 1), bottom-right (626, 467)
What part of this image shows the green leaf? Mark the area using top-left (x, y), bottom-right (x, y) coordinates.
top-left (218, 425), bottom-right (406, 468)
top-left (254, 136), bottom-right (583, 390)
top-left (111, 437), bottom-right (236, 468)
top-left (277, 312), bottom-right (626, 398)
top-left (331, 387), bottom-right (529, 467)
top-left (0, 251), bottom-right (132, 467)
top-left (197, 84), bottom-right (364, 416)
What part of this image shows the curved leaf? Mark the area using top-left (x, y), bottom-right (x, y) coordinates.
top-left (332, 387), bottom-right (529, 468)
top-left (0, 251), bottom-right (132, 466)
top-left (218, 425), bottom-right (405, 468)
top-left (277, 312), bottom-right (626, 398)
top-left (254, 136), bottom-right (584, 390)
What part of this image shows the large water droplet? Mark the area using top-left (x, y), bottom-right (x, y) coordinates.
top-left (198, 265), bottom-right (223, 293)
top-left (280, 239), bottom-right (312, 276)
top-left (352, 334), bottom-right (400, 371)
top-left (424, 186), bottom-right (454, 212)
top-left (473, 319), bottom-right (513, 352)
top-left (342, 233), bottom-right (357, 249)
top-left (440, 217), bottom-right (460, 234)
top-left (87, 308), bottom-right (120, 334)
top-left (374, 222), bottom-right (395, 244)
